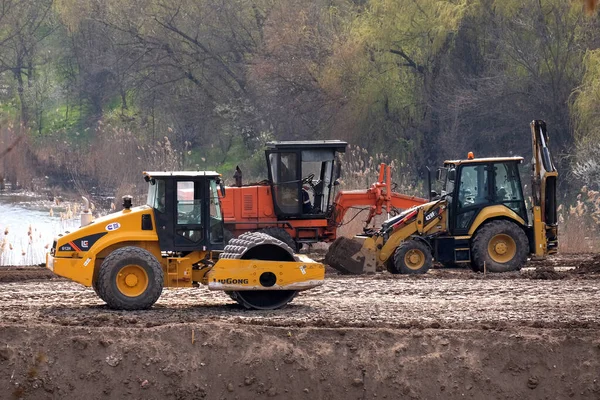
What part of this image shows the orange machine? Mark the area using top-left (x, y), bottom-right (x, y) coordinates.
top-left (219, 141), bottom-right (426, 250)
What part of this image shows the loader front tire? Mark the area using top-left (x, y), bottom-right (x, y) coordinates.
top-left (96, 246), bottom-right (164, 310)
top-left (471, 220), bottom-right (528, 273)
top-left (391, 240), bottom-right (432, 275)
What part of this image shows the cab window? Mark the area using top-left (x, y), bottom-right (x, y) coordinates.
top-left (177, 181), bottom-right (201, 225)
top-left (209, 180), bottom-right (224, 243)
top-left (269, 152), bottom-right (300, 215)
top-left (493, 162), bottom-right (526, 219)
top-left (147, 179), bottom-right (166, 213)
top-left (457, 165), bottom-right (489, 210)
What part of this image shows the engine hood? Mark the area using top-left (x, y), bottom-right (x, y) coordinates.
top-left (53, 206), bottom-right (155, 257)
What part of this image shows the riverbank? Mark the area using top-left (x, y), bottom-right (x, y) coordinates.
top-left (0, 191), bottom-right (84, 266)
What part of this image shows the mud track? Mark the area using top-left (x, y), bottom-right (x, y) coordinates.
top-left (1, 254), bottom-right (600, 399)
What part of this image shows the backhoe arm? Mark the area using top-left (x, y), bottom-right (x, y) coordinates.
top-left (330, 163), bottom-right (427, 229)
top-left (530, 120), bottom-right (558, 256)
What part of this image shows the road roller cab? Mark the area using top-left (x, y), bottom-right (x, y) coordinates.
top-left (144, 171), bottom-right (227, 252)
top-left (46, 171), bottom-right (325, 311)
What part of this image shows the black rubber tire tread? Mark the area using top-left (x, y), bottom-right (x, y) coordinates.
top-left (392, 240), bottom-right (433, 275)
top-left (469, 262), bottom-right (482, 272)
top-left (96, 246), bottom-right (164, 310)
top-left (228, 290), bottom-right (297, 310)
top-left (471, 220), bottom-right (529, 273)
top-left (440, 262), bottom-right (472, 270)
top-left (219, 232), bottom-right (298, 310)
top-left (92, 275), bottom-right (103, 299)
top-left (385, 257), bottom-right (397, 274)
top-left (221, 232), bottom-right (297, 261)
top-left (94, 260), bottom-right (107, 301)
top-left (258, 227), bottom-right (296, 251)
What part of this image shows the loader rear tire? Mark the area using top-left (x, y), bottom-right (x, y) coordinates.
top-left (96, 246), bottom-right (164, 310)
top-left (391, 240), bottom-right (432, 275)
top-left (470, 262), bottom-right (482, 272)
top-left (471, 220), bottom-right (528, 273)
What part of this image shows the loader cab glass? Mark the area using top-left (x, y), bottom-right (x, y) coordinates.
top-left (144, 172), bottom-right (226, 252)
top-left (436, 167), bottom-right (447, 183)
top-left (449, 161), bottom-right (527, 234)
top-left (265, 141), bottom-right (347, 218)
top-left (437, 167), bottom-right (455, 196)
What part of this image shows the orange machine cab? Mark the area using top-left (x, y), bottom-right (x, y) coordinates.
top-left (219, 140), bottom-right (427, 250)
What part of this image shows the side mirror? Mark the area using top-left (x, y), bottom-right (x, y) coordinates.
top-left (448, 168), bottom-right (456, 182)
top-left (436, 168), bottom-right (447, 182)
top-left (335, 156), bottom-right (342, 180)
top-left (215, 177), bottom-right (226, 196)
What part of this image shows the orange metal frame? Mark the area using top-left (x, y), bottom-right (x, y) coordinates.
top-left (219, 163), bottom-right (427, 243)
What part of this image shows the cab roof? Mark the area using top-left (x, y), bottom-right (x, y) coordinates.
top-left (444, 156), bottom-right (524, 166)
top-left (143, 171), bottom-right (221, 179)
top-left (266, 140), bottom-right (347, 152)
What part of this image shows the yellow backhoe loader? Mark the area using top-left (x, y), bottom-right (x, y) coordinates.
top-left (326, 120), bottom-right (558, 274)
top-left (46, 171), bottom-right (324, 310)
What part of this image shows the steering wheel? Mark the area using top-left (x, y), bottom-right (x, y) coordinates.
top-left (302, 173), bottom-right (315, 187)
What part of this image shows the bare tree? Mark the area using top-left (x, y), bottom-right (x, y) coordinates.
top-left (0, 0), bottom-right (55, 128)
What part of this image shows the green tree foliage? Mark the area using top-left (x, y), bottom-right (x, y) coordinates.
top-left (571, 49), bottom-right (600, 187)
top-left (0, 0), bottom-right (597, 194)
top-left (0, 0), bottom-right (55, 128)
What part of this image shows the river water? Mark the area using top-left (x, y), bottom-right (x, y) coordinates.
top-left (0, 193), bottom-right (80, 266)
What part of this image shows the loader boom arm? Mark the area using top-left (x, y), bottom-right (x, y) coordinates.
top-left (530, 120), bottom-right (558, 256)
top-left (330, 163), bottom-right (427, 228)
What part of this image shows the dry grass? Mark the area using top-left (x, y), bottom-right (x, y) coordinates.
top-left (33, 122), bottom-right (184, 201)
top-left (558, 186), bottom-right (600, 253)
top-left (0, 123), bottom-right (37, 190)
top-left (337, 144), bottom-right (421, 195)
top-left (335, 145), bottom-right (421, 238)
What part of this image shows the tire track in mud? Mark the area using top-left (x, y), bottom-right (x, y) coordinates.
top-left (1, 273), bottom-right (600, 330)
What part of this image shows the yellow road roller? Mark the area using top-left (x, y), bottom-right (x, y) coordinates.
top-left (46, 171), bottom-right (324, 310)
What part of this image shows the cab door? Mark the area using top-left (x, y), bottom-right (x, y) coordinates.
top-left (154, 177), bottom-right (208, 252)
top-left (450, 163), bottom-right (493, 235)
top-left (173, 180), bottom-right (205, 249)
top-left (266, 150), bottom-right (302, 217)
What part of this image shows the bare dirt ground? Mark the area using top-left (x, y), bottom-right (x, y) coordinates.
top-left (1, 254), bottom-right (600, 399)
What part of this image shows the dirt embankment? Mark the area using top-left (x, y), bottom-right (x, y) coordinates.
top-left (1, 253), bottom-right (600, 399)
top-left (1, 324), bottom-right (600, 400)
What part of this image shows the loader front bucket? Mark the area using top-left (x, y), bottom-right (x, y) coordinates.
top-left (325, 236), bottom-right (376, 274)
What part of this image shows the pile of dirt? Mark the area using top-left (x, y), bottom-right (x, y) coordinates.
top-left (570, 254), bottom-right (600, 275)
top-left (0, 265), bottom-right (56, 283)
top-left (521, 266), bottom-right (566, 280)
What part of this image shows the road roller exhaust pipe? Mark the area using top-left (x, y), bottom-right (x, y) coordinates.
top-left (80, 196), bottom-right (93, 227)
